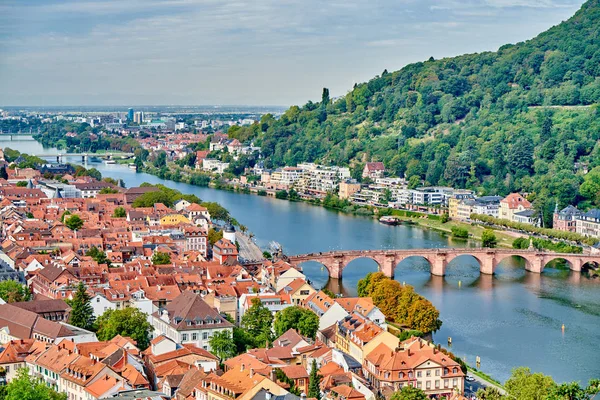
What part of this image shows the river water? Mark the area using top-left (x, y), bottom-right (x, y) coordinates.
top-left (4, 137), bottom-right (600, 384)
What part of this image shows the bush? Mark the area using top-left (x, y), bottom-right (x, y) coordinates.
top-left (451, 226), bottom-right (469, 239)
top-left (481, 229), bottom-right (498, 248)
top-left (257, 190), bottom-right (267, 196)
top-left (441, 213), bottom-right (450, 223)
top-left (275, 190), bottom-right (288, 200)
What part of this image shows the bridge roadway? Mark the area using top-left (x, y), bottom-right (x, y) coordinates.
top-left (32, 152), bottom-right (135, 161)
top-left (286, 248), bottom-right (600, 278)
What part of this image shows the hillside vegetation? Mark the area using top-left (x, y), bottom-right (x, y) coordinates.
top-left (231, 0), bottom-right (600, 226)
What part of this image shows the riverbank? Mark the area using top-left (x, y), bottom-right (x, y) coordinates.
top-left (140, 163), bottom-right (524, 249)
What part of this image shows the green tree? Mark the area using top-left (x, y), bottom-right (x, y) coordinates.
top-left (580, 166), bottom-right (600, 206)
top-left (389, 385), bottom-right (428, 400)
top-left (99, 187), bottom-right (119, 194)
top-left (0, 280), bottom-right (31, 303)
top-left (16, 181), bottom-right (27, 187)
top-left (64, 214), bottom-right (84, 230)
top-left (152, 252), bottom-right (171, 265)
top-left (273, 306), bottom-right (319, 339)
top-left (208, 228), bottom-right (224, 246)
top-left (505, 367), bottom-right (556, 400)
top-left (96, 307), bottom-right (152, 350)
top-left (112, 207), bottom-right (126, 218)
top-left (86, 246), bottom-right (111, 266)
top-left (548, 379), bottom-right (600, 400)
top-left (241, 298), bottom-right (273, 347)
top-left (0, 167), bottom-right (7, 180)
top-left (4, 368), bottom-right (67, 400)
top-left (308, 359), bottom-right (322, 400)
top-left (451, 226), bottom-right (469, 239)
top-left (475, 386), bottom-right (505, 400)
top-left (482, 229), bottom-right (498, 248)
top-left (69, 282), bottom-right (95, 330)
top-left (209, 330), bottom-right (237, 362)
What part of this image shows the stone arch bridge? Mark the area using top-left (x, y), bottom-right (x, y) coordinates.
top-left (286, 248), bottom-right (600, 279)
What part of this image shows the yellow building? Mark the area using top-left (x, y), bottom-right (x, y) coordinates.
top-left (160, 214), bottom-right (191, 226)
top-left (339, 180), bottom-right (361, 200)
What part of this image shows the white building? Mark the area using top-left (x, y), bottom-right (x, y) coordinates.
top-left (151, 292), bottom-right (233, 351)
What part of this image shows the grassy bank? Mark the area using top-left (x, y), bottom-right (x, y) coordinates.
top-left (386, 211), bottom-right (520, 248)
top-left (467, 366), bottom-right (505, 390)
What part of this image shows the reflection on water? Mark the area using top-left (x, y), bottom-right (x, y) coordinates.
top-left (3, 139), bottom-right (600, 383)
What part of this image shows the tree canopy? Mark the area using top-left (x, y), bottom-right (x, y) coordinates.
top-left (358, 272), bottom-right (442, 333)
top-left (96, 307), bottom-right (152, 350)
top-left (273, 306), bottom-right (319, 339)
top-left (240, 298), bottom-right (274, 347)
top-left (2, 368), bottom-right (66, 400)
top-left (0, 280), bottom-right (31, 303)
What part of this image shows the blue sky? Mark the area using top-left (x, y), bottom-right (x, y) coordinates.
top-left (0, 0), bottom-right (586, 106)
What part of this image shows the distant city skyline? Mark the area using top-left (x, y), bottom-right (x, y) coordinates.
top-left (0, 0), bottom-right (585, 107)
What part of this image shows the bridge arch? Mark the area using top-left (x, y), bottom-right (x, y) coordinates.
top-left (445, 254), bottom-right (484, 278)
top-left (394, 255), bottom-right (434, 276)
top-left (496, 254), bottom-right (533, 275)
top-left (342, 257), bottom-right (381, 280)
top-left (543, 257), bottom-right (574, 272)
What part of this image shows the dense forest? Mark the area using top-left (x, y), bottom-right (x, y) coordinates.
top-left (230, 0), bottom-right (600, 225)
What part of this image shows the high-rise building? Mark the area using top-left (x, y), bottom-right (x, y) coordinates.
top-left (133, 111), bottom-right (144, 124)
top-left (127, 108), bottom-right (134, 121)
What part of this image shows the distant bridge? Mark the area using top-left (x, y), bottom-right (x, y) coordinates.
top-left (32, 153), bottom-right (135, 162)
top-left (0, 132), bottom-right (37, 140)
top-left (286, 248), bottom-right (600, 278)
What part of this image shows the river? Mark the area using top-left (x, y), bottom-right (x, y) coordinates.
top-left (4, 137), bottom-right (600, 384)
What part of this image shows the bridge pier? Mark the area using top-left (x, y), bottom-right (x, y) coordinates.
top-left (381, 254), bottom-right (396, 279)
top-left (431, 253), bottom-right (447, 276)
top-left (480, 252), bottom-right (497, 275)
top-left (526, 254), bottom-right (545, 274)
top-left (325, 255), bottom-right (344, 279)
top-left (570, 258), bottom-right (582, 272)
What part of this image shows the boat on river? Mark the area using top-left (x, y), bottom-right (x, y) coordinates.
top-left (379, 215), bottom-right (400, 225)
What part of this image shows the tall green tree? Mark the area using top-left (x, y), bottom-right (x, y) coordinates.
top-left (273, 306), bottom-right (319, 339)
top-left (69, 282), bottom-right (95, 330)
top-left (241, 298), bottom-right (273, 347)
top-left (209, 330), bottom-right (237, 362)
top-left (308, 359), bottom-right (322, 400)
top-left (96, 307), bottom-right (152, 350)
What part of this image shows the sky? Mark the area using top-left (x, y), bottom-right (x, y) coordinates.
top-left (0, 0), bottom-right (587, 107)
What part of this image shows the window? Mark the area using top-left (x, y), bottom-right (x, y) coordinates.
top-left (435, 380), bottom-right (440, 389)
top-left (435, 369), bottom-right (440, 377)
top-left (417, 371), bottom-right (422, 378)
top-left (444, 379), bottom-right (449, 388)
top-left (426, 370), bottom-right (431, 377)
top-left (417, 382), bottom-right (422, 389)
top-left (182, 334), bottom-right (188, 341)
top-left (453, 379), bottom-right (457, 387)
top-left (453, 368), bottom-right (458, 374)
top-left (426, 381), bottom-right (431, 389)
top-left (192, 333), bottom-right (198, 341)
top-left (203, 332), bottom-right (208, 340)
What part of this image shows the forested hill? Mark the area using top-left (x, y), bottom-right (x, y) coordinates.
top-left (229, 0), bottom-right (600, 225)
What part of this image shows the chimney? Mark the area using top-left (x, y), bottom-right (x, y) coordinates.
top-left (241, 363), bottom-right (245, 372)
top-left (301, 393), bottom-right (307, 400)
top-left (250, 368), bottom-right (254, 378)
top-left (407, 348), bottom-right (411, 357)
top-left (265, 391), bottom-right (272, 400)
